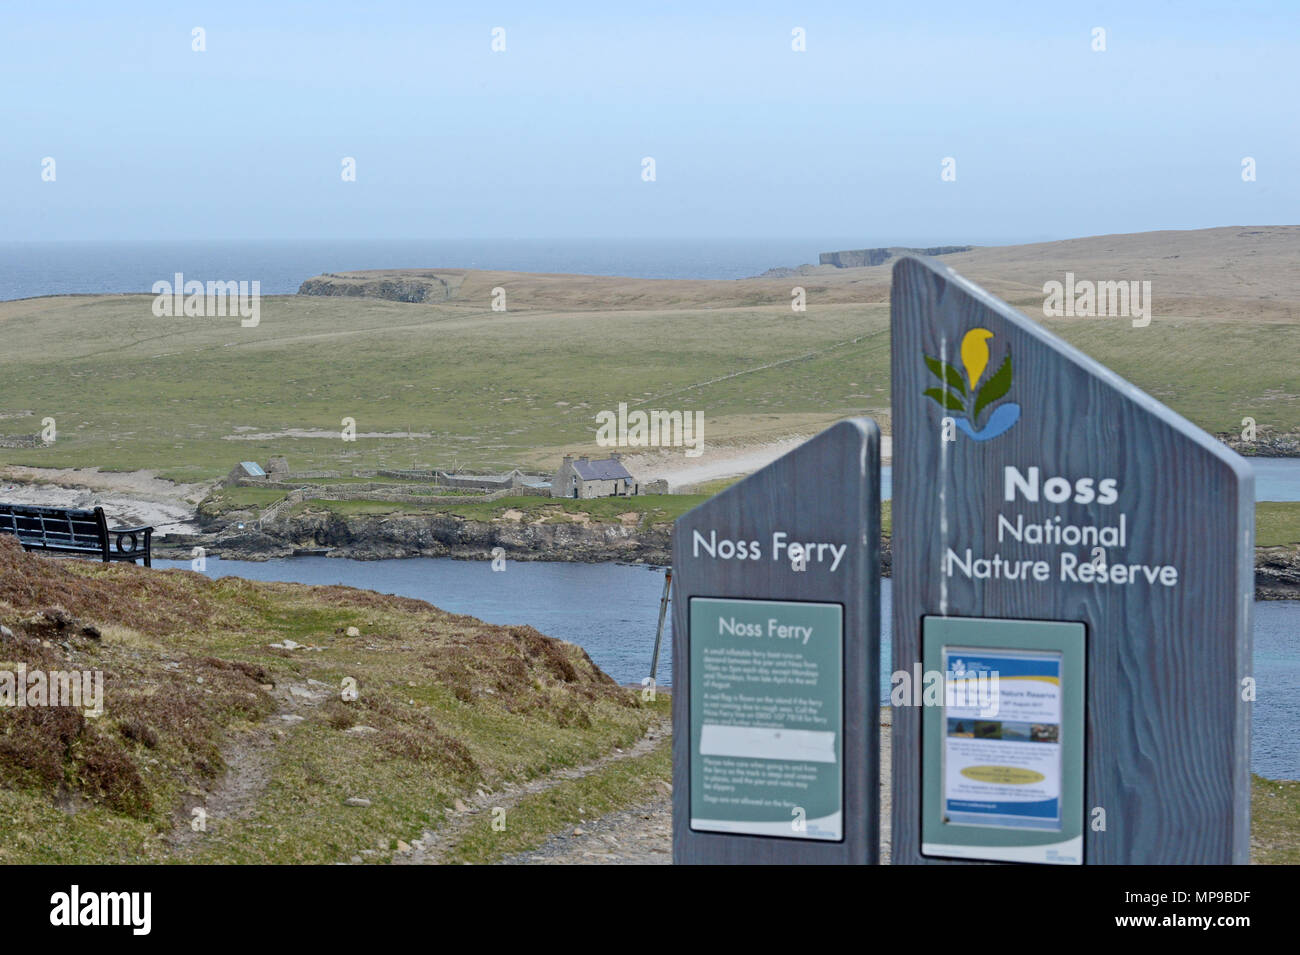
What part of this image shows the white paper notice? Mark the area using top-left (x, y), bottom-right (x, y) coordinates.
top-left (942, 648), bottom-right (1063, 831)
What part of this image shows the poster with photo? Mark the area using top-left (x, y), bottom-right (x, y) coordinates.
top-left (942, 648), bottom-right (1063, 831)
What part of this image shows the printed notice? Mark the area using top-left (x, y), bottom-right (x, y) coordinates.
top-left (942, 648), bottom-right (1062, 831)
top-left (689, 598), bottom-right (843, 840)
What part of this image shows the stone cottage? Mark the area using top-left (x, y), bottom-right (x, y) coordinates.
top-left (225, 461), bottom-right (268, 485)
top-left (550, 454), bottom-right (639, 499)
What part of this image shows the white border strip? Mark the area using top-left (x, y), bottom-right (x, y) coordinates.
top-left (922, 835), bottom-right (1082, 865)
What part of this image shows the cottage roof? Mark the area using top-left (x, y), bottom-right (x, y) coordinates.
top-left (573, 458), bottom-right (633, 481)
top-left (239, 462), bottom-right (266, 476)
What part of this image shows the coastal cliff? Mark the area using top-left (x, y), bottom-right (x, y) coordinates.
top-left (818, 246), bottom-right (972, 268)
top-left (165, 509), bottom-right (673, 565)
top-left (297, 271), bottom-right (458, 302)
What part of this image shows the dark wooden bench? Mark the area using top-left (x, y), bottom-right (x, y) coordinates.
top-left (0, 503), bottom-right (153, 567)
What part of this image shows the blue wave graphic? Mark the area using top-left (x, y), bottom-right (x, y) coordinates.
top-left (955, 402), bottom-right (1021, 442)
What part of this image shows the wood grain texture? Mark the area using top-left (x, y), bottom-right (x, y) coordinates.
top-left (889, 256), bottom-right (1253, 865)
top-left (672, 418), bottom-right (880, 864)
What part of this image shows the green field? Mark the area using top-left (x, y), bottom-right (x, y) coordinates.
top-left (1257, 502), bottom-right (1300, 547)
top-left (1, 292), bottom-right (1295, 483)
top-left (0, 295), bottom-right (885, 481)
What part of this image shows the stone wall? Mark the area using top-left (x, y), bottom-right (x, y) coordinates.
top-left (0, 434), bottom-right (41, 449)
top-left (377, 469), bottom-right (436, 481)
top-left (284, 486), bottom-right (516, 506)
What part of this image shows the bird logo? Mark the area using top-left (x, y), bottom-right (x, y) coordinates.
top-left (960, 328), bottom-right (993, 391)
top-left (923, 327), bottom-right (1020, 441)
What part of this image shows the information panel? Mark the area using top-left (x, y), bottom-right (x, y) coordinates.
top-left (672, 417), bottom-right (879, 864)
top-left (921, 615), bottom-right (1085, 865)
top-left (689, 597), bottom-right (843, 841)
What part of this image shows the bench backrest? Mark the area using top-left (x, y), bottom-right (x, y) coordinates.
top-left (0, 503), bottom-right (108, 555)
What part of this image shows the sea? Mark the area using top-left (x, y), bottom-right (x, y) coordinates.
top-left (0, 238), bottom-right (858, 300)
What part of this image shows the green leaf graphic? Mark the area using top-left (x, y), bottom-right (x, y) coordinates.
top-left (973, 354), bottom-right (1012, 421)
top-left (924, 387), bottom-right (966, 412)
top-left (924, 355), bottom-right (966, 395)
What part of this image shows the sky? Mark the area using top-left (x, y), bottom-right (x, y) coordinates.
top-left (2, 0), bottom-right (1296, 243)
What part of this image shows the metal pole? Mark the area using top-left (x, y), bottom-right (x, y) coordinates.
top-left (648, 568), bottom-right (672, 683)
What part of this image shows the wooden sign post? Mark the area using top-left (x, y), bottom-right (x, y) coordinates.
top-left (889, 256), bottom-right (1254, 864)
top-left (671, 419), bottom-right (881, 864)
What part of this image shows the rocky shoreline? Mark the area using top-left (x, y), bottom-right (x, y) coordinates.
top-left (1256, 547), bottom-right (1300, 600)
top-left (154, 510), bottom-right (1299, 600)
top-left (158, 510), bottom-right (673, 565)
top-left (1218, 432), bottom-right (1300, 458)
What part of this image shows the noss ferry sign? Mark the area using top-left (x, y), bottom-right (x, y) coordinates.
top-left (889, 256), bottom-right (1253, 865)
top-left (671, 419), bottom-right (881, 864)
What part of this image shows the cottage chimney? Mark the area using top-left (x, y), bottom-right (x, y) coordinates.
top-left (577, 456), bottom-right (588, 464)
top-left (609, 452), bottom-right (621, 462)
top-left (562, 454), bottom-right (573, 466)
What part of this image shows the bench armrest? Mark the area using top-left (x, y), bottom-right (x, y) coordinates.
top-left (110, 524), bottom-right (154, 534)
top-left (108, 525), bottom-right (154, 566)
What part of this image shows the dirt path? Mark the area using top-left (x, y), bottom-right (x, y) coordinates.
top-left (163, 704), bottom-right (888, 864)
top-left (396, 715), bottom-right (671, 865)
top-left (625, 434), bottom-right (893, 490)
top-left (0, 466), bottom-right (209, 535)
top-left (503, 796), bottom-right (673, 864)
top-left (166, 678), bottom-right (334, 856)
top-left (625, 439), bottom-right (807, 491)
top-left (504, 713), bottom-right (893, 864)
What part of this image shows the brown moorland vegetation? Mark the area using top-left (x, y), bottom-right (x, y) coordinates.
top-left (0, 536), bottom-right (652, 863)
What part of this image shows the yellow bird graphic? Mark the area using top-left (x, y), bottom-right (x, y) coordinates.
top-left (960, 328), bottom-right (994, 390)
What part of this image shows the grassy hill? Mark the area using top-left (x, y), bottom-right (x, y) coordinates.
top-left (0, 535), bottom-right (657, 863)
top-left (0, 293), bottom-right (890, 481)
top-left (0, 226), bottom-right (1296, 483)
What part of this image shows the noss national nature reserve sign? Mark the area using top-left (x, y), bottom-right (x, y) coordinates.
top-left (890, 256), bottom-right (1253, 865)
